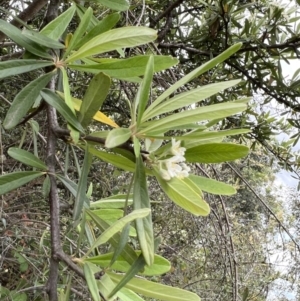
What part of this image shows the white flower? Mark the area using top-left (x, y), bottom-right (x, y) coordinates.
top-left (171, 138), bottom-right (186, 157)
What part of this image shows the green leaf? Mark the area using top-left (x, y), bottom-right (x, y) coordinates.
top-left (0, 60), bottom-right (53, 79)
top-left (61, 68), bottom-right (75, 114)
top-left (79, 72), bottom-right (111, 128)
top-left (95, 0), bottom-right (130, 11)
top-left (154, 172), bottom-right (210, 216)
top-left (117, 287), bottom-right (144, 301)
top-left (133, 155), bottom-right (154, 266)
top-left (3, 71), bottom-right (55, 129)
top-left (8, 148), bottom-right (47, 170)
top-left (146, 43), bottom-right (242, 110)
top-left (74, 12), bottom-right (120, 49)
top-left (85, 212), bottom-right (138, 264)
top-left (136, 56), bottom-right (154, 126)
top-left (86, 251), bottom-right (171, 276)
top-left (0, 20), bottom-right (52, 59)
top-left (105, 128), bottom-right (132, 148)
top-left (64, 7), bottom-right (93, 58)
top-left (73, 145), bottom-right (92, 221)
top-left (140, 102), bottom-right (247, 135)
top-left (22, 29), bottom-right (65, 49)
top-left (65, 27), bottom-right (157, 63)
top-left (68, 55), bottom-right (178, 78)
top-left (185, 143), bottom-right (249, 163)
top-left (40, 5), bottom-right (76, 40)
top-left (107, 271), bottom-right (201, 301)
top-left (90, 195), bottom-right (133, 209)
top-left (108, 254), bottom-right (146, 298)
top-left (189, 175), bottom-right (236, 195)
top-left (40, 89), bottom-right (85, 133)
top-left (89, 147), bottom-right (136, 172)
top-left (86, 208), bottom-right (150, 250)
top-left (42, 175), bottom-right (51, 198)
top-left (55, 174), bottom-right (90, 204)
top-left (84, 262), bottom-right (101, 301)
top-left (143, 80), bottom-right (241, 121)
top-left (0, 171), bottom-right (44, 195)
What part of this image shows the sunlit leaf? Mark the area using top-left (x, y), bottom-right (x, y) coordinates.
top-left (105, 128), bottom-right (132, 148)
top-left (56, 91), bottom-right (118, 128)
top-left (140, 102), bottom-right (247, 135)
top-left (146, 43), bottom-right (242, 110)
top-left (40, 5), bottom-right (76, 40)
top-left (143, 80), bottom-right (241, 121)
top-left (65, 27), bottom-right (157, 63)
top-left (154, 171), bottom-right (210, 216)
top-left (68, 55), bottom-right (178, 78)
top-left (107, 271), bottom-right (201, 301)
top-left (86, 208), bottom-right (150, 249)
top-left (185, 143), bottom-right (249, 163)
top-left (74, 12), bottom-right (120, 49)
top-left (85, 251), bottom-right (171, 276)
top-left (189, 175), bottom-right (236, 195)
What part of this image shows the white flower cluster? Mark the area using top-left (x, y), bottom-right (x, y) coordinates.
top-left (159, 139), bottom-right (190, 181)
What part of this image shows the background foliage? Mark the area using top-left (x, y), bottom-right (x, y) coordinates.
top-left (0, 0), bottom-right (299, 301)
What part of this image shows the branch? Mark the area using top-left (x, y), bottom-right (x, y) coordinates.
top-left (226, 162), bottom-right (300, 253)
top-left (0, 0), bottom-right (48, 42)
top-left (150, 0), bottom-right (185, 27)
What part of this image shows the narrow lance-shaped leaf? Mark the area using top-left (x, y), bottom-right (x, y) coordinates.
top-left (56, 91), bottom-right (119, 128)
top-left (84, 212), bottom-right (138, 264)
top-left (154, 171), bottom-right (210, 216)
top-left (79, 72), bottom-right (111, 128)
top-left (143, 79), bottom-right (241, 121)
top-left (74, 12), bottom-right (120, 49)
top-left (105, 128), bottom-right (131, 149)
top-left (40, 89), bottom-right (85, 133)
top-left (0, 171), bottom-right (45, 195)
top-left (0, 60), bottom-right (53, 79)
top-left (86, 208), bottom-right (150, 252)
top-left (3, 71), bottom-right (55, 130)
top-left (140, 102), bottom-right (247, 135)
top-left (108, 254), bottom-right (146, 298)
top-left (83, 262), bottom-right (101, 301)
top-left (8, 148), bottom-right (47, 170)
top-left (85, 251), bottom-right (171, 276)
top-left (95, 0), bottom-right (130, 11)
top-left (136, 56), bottom-right (154, 127)
top-left (144, 43), bottom-right (243, 113)
top-left (107, 271), bottom-right (201, 301)
top-left (133, 155), bottom-right (154, 266)
top-left (22, 29), bottom-right (65, 49)
top-left (73, 144), bottom-right (92, 221)
top-left (63, 7), bottom-right (93, 58)
top-left (189, 175), bottom-right (236, 195)
top-left (68, 55), bottom-right (178, 78)
top-left (65, 27), bottom-right (157, 63)
top-left (40, 5), bottom-right (76, 40)
top-left (0, 20), bottom-right (52, 59)
top-left (185, 143), bottom-right (249, 163)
